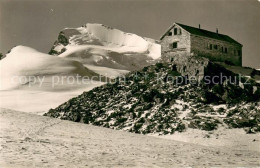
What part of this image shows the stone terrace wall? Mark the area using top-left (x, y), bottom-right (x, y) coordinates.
top-left (165, 53), bottom-right (236, 83)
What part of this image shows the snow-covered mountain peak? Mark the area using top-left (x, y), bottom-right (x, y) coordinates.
top-left (63, 23), bottom-right (157, 48)
top-left (49, 23), bottom-right (161, 65)
top-left (78, 23), bottom-right (151, 48)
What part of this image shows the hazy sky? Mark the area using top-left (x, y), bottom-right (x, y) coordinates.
top-left (0, 0), bottom-right (259, 68)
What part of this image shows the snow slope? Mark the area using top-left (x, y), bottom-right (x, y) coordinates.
top-left (0, 46), bottom-right (101, 90)
top-left (1, 108), bottom-right (259, 168)
top-left (0, 46), bottom-right (104, 113)
top-left (50, 23), bottom-right (161, 72)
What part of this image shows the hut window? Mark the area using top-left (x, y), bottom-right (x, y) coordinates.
top-left (173, 28), bottom-right (181, 35)
top-left (178, 28), bottom-right (182, 35)
top-left (224, 48), bottom-right (228, 53)
top-left (172, 42), bottom-right (178, 49)
top-left (174, 28), bottom-right (178, 35)
top-left (214, 45), bottom-right (218, 50)
top-left (168, 31), bottom-right (172, 36)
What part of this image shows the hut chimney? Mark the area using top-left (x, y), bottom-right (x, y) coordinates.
top-left (199, 24), bottom-right (201, 29)
top-left (216, 28), bottom-right (218, 34)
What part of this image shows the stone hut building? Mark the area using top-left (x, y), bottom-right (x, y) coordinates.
top-left (160, 23), bottom-right (243, 66)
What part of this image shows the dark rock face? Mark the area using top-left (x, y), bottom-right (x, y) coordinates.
top-left (45, 57), bottom-right (260, 135)
top-left (0, 53), bottom-right (5, 60)
top-left (49, 32), bottom-right (69, 55)
top-left (57, 32), bottom-right (69, 46)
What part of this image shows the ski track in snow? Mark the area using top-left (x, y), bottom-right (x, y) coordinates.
top-left (0, 108), bottom-right (259, 168)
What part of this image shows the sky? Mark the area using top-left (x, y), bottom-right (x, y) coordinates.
top-left (0, 0), bottom-right (259, 68)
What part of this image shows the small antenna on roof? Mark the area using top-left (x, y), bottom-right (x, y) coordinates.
top-left (199, 24), bottom-right (201, 29)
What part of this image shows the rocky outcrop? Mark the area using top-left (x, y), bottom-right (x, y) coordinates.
top-left (49, 32), bottom-right (69, 55)
top-left (45, 59), bottom-right (260, 135)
